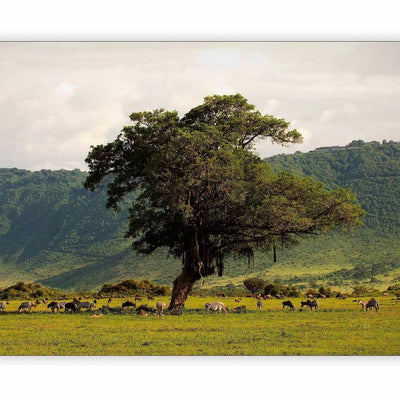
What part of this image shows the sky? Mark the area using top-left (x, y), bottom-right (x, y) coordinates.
top-left (1, 41), bottom-right (400, 171)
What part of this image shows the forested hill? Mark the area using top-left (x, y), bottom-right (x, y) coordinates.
top-left (267, 140), bottom-right (400, 233)
top-left (0, 139), bottom-right (399, 292)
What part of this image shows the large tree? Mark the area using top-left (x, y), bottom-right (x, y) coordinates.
top-left (84, 94), bottom-right (365, 310)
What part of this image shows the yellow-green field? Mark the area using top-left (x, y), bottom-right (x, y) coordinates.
top-left (1, 296), bottom-right (400, 356)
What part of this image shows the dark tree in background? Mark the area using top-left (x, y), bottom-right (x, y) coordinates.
top-left (84, 94), bottom-right (365, 310)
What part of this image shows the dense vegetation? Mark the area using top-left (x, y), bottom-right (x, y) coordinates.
top-left (267, 140), bottom-right (400, 232)
top-left (0, 140), bottom-right (398, 293)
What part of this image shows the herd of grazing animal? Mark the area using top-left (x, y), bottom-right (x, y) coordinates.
top-left (0, 296), bottom-right (383, 315)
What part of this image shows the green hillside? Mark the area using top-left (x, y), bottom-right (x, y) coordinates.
top-left (0, 140), bottom-right (399, 292)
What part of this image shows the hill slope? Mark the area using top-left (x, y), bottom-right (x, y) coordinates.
top-left (0, 140), bottom-right (399, 292)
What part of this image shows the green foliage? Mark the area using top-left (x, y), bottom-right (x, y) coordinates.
top-left (0, 281), bottom-right (64, 300)
top-left (264, 282), bottom-right (301, 297)
top-left (85, 93), bottom-right (364, 308)
top-left (351, 285), bottom-right (380, 297)
top-left (0, 140), bottom-right (398, 293)
top-left (98, 279), bottom-right (170, 297)
top-left (264, 283), bottom-right (280, 296)
top-left (243, 277), bottom-right (266, 294)
top-left (267, 140), bottom-right (400, 232)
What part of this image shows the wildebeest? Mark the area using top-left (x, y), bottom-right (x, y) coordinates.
top-left (64, 302), bottom-right (80, 312)
top-left (282, 300), bottom-right (294, 309)
top-left (0, 301), bottom-right (9, 311)
top-left (205, 302), bottom-right (227, 314)
top-left (47, 301), bottom-right (62, 313)
top-left (358, 298), bottom-right (379, 312)
top-left (122, 300), bottom-right (136, 309)
top-left (156, 302), bottom-right (167, 317)
top-left (73, 298), bottom-right (97, 310)
top-left (18, 301), bottom-right (37, 312)
top-left (301, 299), bottom-right (319, 310)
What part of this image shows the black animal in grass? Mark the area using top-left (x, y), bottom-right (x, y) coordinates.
top-left (121, 300), bottom-right (137, 309)
top-left (136, 304), bottom-right (156, 314)
top-left (301, 299), bottom-right (319, 310)
top-left (64, 302), bottom-right (80, 312)
top-left (282, 300), bottom-right (295, 309)
top-left (47, 301), bottom-right (66, 313)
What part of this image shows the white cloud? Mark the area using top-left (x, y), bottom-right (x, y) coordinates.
top-left (0, 42), bottom-right (399, 170)
top-left (55, 82), bottom-right (79, 97)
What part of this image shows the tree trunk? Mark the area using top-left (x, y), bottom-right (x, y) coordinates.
top-left (168, 258), bottom-right (199, 310)
top-left (168, 228), bottom-right (215, 310)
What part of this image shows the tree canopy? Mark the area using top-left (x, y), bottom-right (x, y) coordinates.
top-left (85, 94), bottom-right (365, 309)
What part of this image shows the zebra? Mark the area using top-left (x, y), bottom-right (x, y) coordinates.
top-left (0, 301), bottom-right (9, 311)
top-left (18, 301), bottom-right (37, 312)
top-left (205, 302), bottom-right (227, 314)
top-left (358, 298), bottom-right (379, 312)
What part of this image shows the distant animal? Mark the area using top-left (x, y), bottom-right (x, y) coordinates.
top-left (216, 292), bottom-right (226, 298)
top-left (156, 302), bottom-right (167, 317)
top-left (122, 300), bottom-right (137, 309)
top-left (42, 298), bottom-right (48, 305)
top-left (136, 304), bottom-right (155, 314)
top-left (265, 294), bottom-right (273, 300)
top-left (135, 295), bottom-right (142, 301)
top-left (0, 301), bottom-right (9, 311)
top-left (282, 300), bottom-right (294, 309)
top-left (301, 299), bottom-right (319, 310)
top-left (205, 302), bottom-right (227, 314)
top-left (73, 298), bottom-right (97, 311)
top-left (147, 295), bottom-right (155, 300)
top-left (138, 310), bottom-right (148, 316)
top-left (47, 301), bottom-right (63, 313)
top-left (307, 294), bottom-right (314, 299)
top-left (107, 298), bottom-right (112, 307)
top-left (18, 302), bottom-right (37, 312)
top-left (256, 300), bottom-right (263, 310)
top-left (234, 298), bottom-right (242, 303)
top-left (358, 298), bottom-right (379, 312)
top-left (64, 302), bottom-right (80, 312)
top-left (232, 305), bottom-right (247, 313)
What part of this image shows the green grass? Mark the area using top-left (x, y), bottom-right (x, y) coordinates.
top-left (1, 296), bottom-right (400, 356)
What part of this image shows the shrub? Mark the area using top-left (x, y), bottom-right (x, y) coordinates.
top-left (264, 283), bottom-right (280, 296)
top-left (243, 278), bottom-right (266, 294)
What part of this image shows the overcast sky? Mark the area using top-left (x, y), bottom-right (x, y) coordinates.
top-left (1, 42), bottom-right (399, 171)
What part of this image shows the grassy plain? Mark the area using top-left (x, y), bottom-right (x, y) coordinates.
top-left (1, 296), bottom-right (400, 356)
